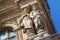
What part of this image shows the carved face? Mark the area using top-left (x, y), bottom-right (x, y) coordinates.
top-left (32, 4), bottom-right (38, 11)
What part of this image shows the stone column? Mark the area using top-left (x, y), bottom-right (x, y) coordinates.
top-left (22, 30), bottom-right (28, 40)
top-left (15, 30), bottom-right (19, 40)
top-left (18, 29), bottom-right (23, 40)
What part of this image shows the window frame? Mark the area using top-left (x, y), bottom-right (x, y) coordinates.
top-left (0, 29), bottom-right (16, 40)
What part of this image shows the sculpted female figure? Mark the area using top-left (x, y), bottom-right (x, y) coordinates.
top-left (30, 4), bottom-right (43, 33)
top-left (30, 4), bottom-right (50, 40)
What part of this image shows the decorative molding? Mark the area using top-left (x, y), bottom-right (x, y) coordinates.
top-left (3, 22), bottom-right (18, 30)
top-left (0, 4), bottom-right (17, 14)
top-left (21, 0), bottom-right (37, 8)
top-left (0, 0), bottom-right (4, 1)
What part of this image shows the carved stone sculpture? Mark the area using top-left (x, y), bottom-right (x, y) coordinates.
top-left (20, 8), bottom-right (35, 39)
top-left (30, 4), bottom-right (43, 33)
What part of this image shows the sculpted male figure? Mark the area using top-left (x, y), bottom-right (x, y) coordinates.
top-left (20, 8), bottom-right (35, 38)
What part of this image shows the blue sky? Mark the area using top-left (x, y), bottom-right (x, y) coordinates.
top-left (47, 0), bottom-right (60, 34)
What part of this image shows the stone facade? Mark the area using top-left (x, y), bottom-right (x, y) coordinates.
top-left (0, 0), bottom-right (60, 40)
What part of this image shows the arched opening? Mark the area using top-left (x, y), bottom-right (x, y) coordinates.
top-left (0, 27), bottom-right (16, 40)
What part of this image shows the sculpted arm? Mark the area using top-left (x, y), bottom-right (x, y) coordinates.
top-left (30, 11), bottom-right (34, 19)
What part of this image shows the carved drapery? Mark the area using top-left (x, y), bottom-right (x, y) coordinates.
top-left (17, 3), bottom-right (50, 40)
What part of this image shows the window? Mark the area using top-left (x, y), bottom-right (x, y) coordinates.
top-left (0, 31), bottom-right (6, 40)
top-left (0, 29), bottom-right (16, 40)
